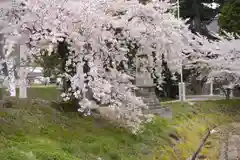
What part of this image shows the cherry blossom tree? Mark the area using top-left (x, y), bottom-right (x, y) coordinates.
top-left (185, 32), bottom-right (240, 98)
top-left (208, 38), bottom-right (240, 98)
top-left (0, 0), bottom-right (149, 133)
top-left (0, 0), bottom-right (218, 132)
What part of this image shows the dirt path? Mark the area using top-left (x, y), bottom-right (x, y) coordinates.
top-left (219, 123), bottom-right (240, 160)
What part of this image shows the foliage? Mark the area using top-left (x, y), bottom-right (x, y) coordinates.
top-left (179, 0), bottom-right (224, 39)
top-left (33, 49), bottom-right (61, 77)
top-left (219, 0), bottom-right (240, 36)
top-left (158, 54), bottom-right (179, 99)
top-left (180, 0), bottom-right (224, 22)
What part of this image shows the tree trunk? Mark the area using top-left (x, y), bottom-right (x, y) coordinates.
top-left (225, 88), bottom-right (231, 100)
top-left (192, 0), bottom-right (201, 32)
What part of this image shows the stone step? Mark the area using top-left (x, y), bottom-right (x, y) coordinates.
top-left (142, 99), bottom-right (160, 104)
top-left (140, 94), bottom-right (157, 97)
top-left (143, 100), bottom-right (159, 104)
top-left (142, 97), bottom-right (159, 101)
top-left (146, 103), bottom-right (159, 107)
top-left (135, 86), bottom-right (170, 118)
top-left (145, 103), bottom-right (160, 107)
top-left (142, 96), bottom-right (159, 99)
top-left (147, 105), bottom-right (160, 109)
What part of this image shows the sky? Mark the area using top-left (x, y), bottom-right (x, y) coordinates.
top-left (202, 2), bottom-right (220, 9)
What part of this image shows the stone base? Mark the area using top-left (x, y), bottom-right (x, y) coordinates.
top-left (135, 86), bottom-right (160, 109)
top-left (135, 86), bottom-right (172, 119)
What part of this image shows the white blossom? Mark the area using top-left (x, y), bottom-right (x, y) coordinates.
top-left (0, 0), bottom-right (230, 133)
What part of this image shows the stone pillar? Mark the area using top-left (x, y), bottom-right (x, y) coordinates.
top-left (230, 88), bottom-right (234, 98)
top-left (210, 81), bottom-right (213, 96)
top-left (179, 82), bottom-right (186, 101)
top-left (7, 58), bottom-right (16, 97)
top-left (178, 82), bottom-right (181, 100)
top-left (182, 82), bottom-right (186, 101)
top-left (19, 45), bottom-right (27, 98)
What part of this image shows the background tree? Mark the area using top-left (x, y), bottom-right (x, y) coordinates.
top-left (179, 0), bottom-right (225, 39)
top-left (219, 0), bottom-right (240, 36)
top-left (178, 0), bottom-right (226, 94)
top-left (33, 49), bottom-right (61, 79)
top-left (187, 35), bottom-right (240, 99)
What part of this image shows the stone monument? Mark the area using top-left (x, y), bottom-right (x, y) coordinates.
top-left (135, 53), bottom-right (172, 118)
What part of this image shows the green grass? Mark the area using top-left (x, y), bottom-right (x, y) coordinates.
top-left (24, 87), bottom-right (60, 100)
top-left (0, 86), bottom-right (60, 101)
top-left (0, 88), bottom-right (240, 160)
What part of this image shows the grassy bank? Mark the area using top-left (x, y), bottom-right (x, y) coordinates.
top-left (159, 100), bottom-right (240, 159)
top-left (0, 88), bottom-right (240, 160)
